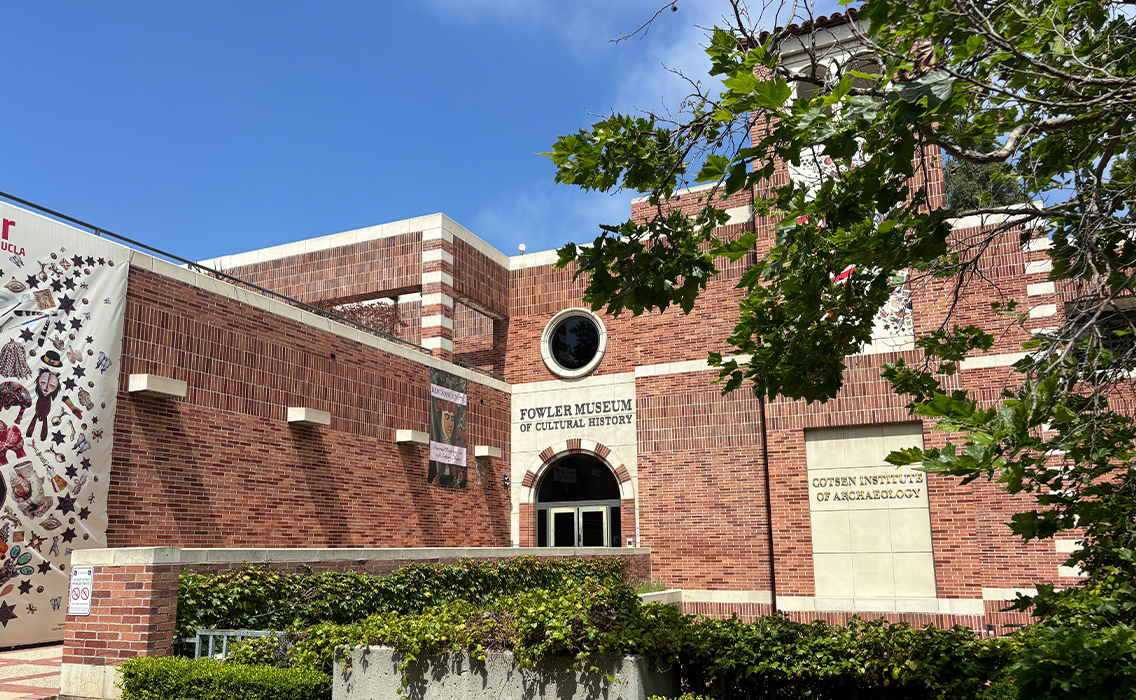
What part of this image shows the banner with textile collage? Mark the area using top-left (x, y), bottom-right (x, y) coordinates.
top-left (0, 202), bottom-right (128, 646)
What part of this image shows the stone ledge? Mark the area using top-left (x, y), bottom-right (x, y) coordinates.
top-left (336, 647), bottom-right (676, 700)
top-left (71, 546), bottom-right (651, 567)
top-left (126, 374), bottom-right (187, 399)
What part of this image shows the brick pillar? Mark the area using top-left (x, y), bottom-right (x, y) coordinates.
top-left (60, 549), bottom-right (181, 699)
top-left (421, 223), bottom-right (455, 361)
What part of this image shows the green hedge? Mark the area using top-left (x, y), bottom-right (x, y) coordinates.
top-left (177, 555), bottom-right (628, 640)
top-left (118, 656), bottom-right (329, 700)
top-left (225, 577), bottom-right (1014, 699)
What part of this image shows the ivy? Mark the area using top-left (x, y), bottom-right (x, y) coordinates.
top-left (177, 556), bottom-right (629, 641)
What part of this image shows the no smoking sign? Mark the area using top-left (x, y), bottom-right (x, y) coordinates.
top-left (68, 566), bottom-right (94, 616)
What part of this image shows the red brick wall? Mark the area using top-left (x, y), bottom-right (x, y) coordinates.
top-left (636, 371), bottom-right (772, 590)
top-left (221, 232), bottom-right (423, 304)
top-left (452, 238), bottom-right (508, 320)
top-left (111, 267), bottom-right (512, 548)
top-left (505, 222), bottom-right (755, 385)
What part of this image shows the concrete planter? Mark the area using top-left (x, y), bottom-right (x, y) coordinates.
top-left (334, 646), bottom-right (678, 700)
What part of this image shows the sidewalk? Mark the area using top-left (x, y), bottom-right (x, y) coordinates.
top-left (0, 644), bottom-right (62, 700)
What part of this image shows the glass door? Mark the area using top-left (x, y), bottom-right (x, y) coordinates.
top-left (579, 506), bottom-right (608, 547)
top-left (550, 508), bottom-right (577, 547)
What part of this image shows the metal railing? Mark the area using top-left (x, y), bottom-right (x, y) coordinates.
top-left (0, 189), bottom-right (517, 384)
top-left (193, 629), bottom-right (275, 660)
top-left (452, 357), bottom-right (506, 382)
top-left (0, 189), bottom-right (433, 356)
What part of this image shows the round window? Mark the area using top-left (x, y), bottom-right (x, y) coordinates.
top-left (541, 308), bottom-right (607, 378)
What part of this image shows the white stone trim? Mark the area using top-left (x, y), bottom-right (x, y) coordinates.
top-left (523, 443), bottom-right (635, 503)
top-left (540, 307), bottom-right (608, 379)
top-left (630, 182), bottom-right (716, 204)
top-left (286, 407), bottom-right (331, 426)
top-left (1025, 259), bottom-right (1054, 275)
top-left (1027, 281), bottom-right (1056, 296)
top-left (421, 292), bottom-right (454, 309)
top-left (983, 587), bottom-right (1038, 601)
top-left (199, 213), bottom-right (510, 270)
top-left (509, 249), bottom-right (561, 270)
top-left (638, 589), bottom-right (683, 605)
top-left (395, 429), bottom-right (429, 445)
top-left (60, 663), bottom-right (122, 699)
top-left (198, 215), bottom-right (425, 269)
top-left (421, 270), bottom-right (453, 286)
top-left (680, 589), bottom-right (773, 604)
top-left (635, 358), bottom-right (712, 378)
top-left (422, 337), bottom-right (454, 352)
top-left (725, 205), bottom-right (754, 225)
top-left (1029, 304), bottom-right (1058, 319)
top-left (130, 251), bottom-right (509, 393)
top-left (1058, 565), bottom-right (1087, 578)
top-left (949, 203), bottom-right (1044, 232)
top-left (421, 315), bottom-right (454, 330)
top-left (474, 445), bottom-right (503, 459)
top-left (959, 352), bottom-right (1029, 370)
top-left (421, 248), bottom-right (454, 265)
top-left (421, 225), bottom-right (454, 243)
top-left (127, 374), bottom-right (187, 399)
top-left (1055, 539), bottom-right (1083, 554)
top-left (1025, 238), bottom-right (1053, 252)
top-left (776, 596), bottom-right (983, 615)
top-left (512, 371), bottom-right (635, 394)
top-left (71, 546), bottom-right (650, 567)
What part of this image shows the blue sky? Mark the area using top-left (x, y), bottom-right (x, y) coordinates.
top-left (2, 1), bottom-right (784, 261)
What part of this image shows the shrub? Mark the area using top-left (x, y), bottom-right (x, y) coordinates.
top-left (177, 555), bottom-right (628, 639)
top-left (118, 656), bottom-right (330, 700)
top-left (1011, 624), bottom-right (1136, 699)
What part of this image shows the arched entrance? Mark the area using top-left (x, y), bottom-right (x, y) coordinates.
top-left (535, 453), bottom-right (622, 547)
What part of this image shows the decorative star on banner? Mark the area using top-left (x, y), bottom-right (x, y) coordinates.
top-left (61, 528), bottom-right (76, 544)
top-left (54, 321), bottom-right (66, 333)
top-left (64, 464), bottom-right (77, 478)
top-left (77, 507), bottom-right (90, 520)
top-left (0, 601), bottom-right (16, 627)
top-left (71, 255), bottom-right (84, 268)
top-left (36, 560), bottom-right (53, 575)
top-left (25, 274), bottom-right (39, 290)
top-left (50, 279), bottom-right (63, 293)
top-left (63, 277), bottom-right (76, 291)
top-left (85, 256), bottom-right (95, 267)
top-left (70, 318), bottom-right (83, 330)
top-left (73, 366), bottom-right (86, 378)
top-left (57, 296), bottom-right (75, 315)
top-left (19, 328), bottom-right (34, 342)
top-left (63, 377), bottom-right (76, 391)
top-left (51, 430), bottom-right (65, 446)
top-left (17, 579), bottom-right (32, 595)
top-left (56, 495), bottom-right (76, 515)
top-left (84, 336), bottom-right (93, 344)
top-left (96, 258), bottom-right (105, 266)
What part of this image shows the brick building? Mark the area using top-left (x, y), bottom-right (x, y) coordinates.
top-left (0, 16), bottom-right (1070, 654)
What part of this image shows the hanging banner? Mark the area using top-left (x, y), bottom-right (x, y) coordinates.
top-left (428, 367), bottom-right (467, 487)
top-left (0, 202), bottom-right (128, 646)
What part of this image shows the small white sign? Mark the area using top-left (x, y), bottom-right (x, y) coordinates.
top-left (68, 566), bottom-right (94, 616)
